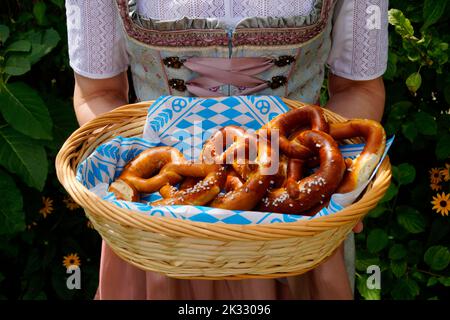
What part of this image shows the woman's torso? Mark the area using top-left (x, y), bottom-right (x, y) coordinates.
top-left (117, 0), bottom-right (335, 102)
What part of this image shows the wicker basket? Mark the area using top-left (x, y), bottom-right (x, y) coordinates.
top-left (55, 98), bottom-right (391, 280)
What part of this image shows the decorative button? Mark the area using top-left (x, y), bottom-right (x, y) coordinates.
top-left (163, 56), bottom-right (185, 69)
top-left (168, 78), bottom-right (187, 91)
top-left (272, 55), bottom-right (296, 67)
top-left (267, 76), bottom-right (287, 89)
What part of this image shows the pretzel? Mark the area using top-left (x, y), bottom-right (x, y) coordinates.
top-left (262, 105), bottom-right (329, 159)
top-left (109, 146), bottom-right (226, 204)
top-left (257, 130), bottom-right (345, 215)
top-left (150, 163), bottom-right (226, 206)
top-left (210, 132), bottom-right (275, 210)
top-left (152, 126), bottom-right (247, 205)
top-left (108, 147), bottom-right (186, 201)
top-left (224, 168), bottom-right (245, 192)
top-left (159, 177), bottom-right (200, 198)
top-left (201, 125), bottom-right (252, 164)
top-left (329, 119), bottom-right (386, 193)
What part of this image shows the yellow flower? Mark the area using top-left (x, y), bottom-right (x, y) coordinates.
top-left (431, 192), bottom-right (450, 216)
top-left (62, 253), bottom-right (81, 269)
top-left (430, 183), bottom-right (442, 191)
top-left (441, 163), bottom-right (450, 182)
top-left (429, 168), bottom-right (443, 184)
top-left (63, 196), bottom-right (80, 211)
top-left (39, 197), bottom-right (54, 218)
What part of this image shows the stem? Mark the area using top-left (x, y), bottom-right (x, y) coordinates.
top-left (413, 268), bottom-right (445, 278)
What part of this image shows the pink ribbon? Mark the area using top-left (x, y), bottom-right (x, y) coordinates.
top-left (183, 57), bottom-right (274, 97)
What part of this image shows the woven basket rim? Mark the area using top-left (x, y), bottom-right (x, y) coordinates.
top-left (55, 98), bottom-right (392, 241)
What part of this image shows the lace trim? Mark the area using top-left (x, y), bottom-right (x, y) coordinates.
top-left (233, 0), bottom-right (332, 46)
top-left (66, 0), bottom-right (128, 77)
top-left (116, 0), bottom-right (229, 47)
top-left (116, 0), bottom-right (334, 47)
top-left (351, 0), bottom-right (388, 78)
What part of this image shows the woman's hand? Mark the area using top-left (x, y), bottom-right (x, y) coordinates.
top-left (353, 221), bottom-right (363, 233)
top-left (73, 72), bottom-right (129, 126)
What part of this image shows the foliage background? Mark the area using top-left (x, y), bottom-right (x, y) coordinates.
top-left (0, 0), bottom-right (449, 300)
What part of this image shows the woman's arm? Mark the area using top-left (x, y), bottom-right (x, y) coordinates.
top-left (326, 73), bottom-right (385, 122)
top-left (73, 72), bottom-right (129, 126)
top-left (300, 74), bottom-right (386, 300)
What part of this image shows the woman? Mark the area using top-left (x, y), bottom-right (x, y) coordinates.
top-left (66, 0), bottom-right (387, 299)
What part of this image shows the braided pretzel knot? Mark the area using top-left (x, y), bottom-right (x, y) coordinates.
top-left (153, 126), bottom-right (253, 205)
top-left (262, 105), bottom-right (329, 158)
top-left (157, 125), bottom-right (251, 201)
top-left (209, 129), bottom-right (276, 210)
top-left (258, 130), bottom-right (346, 215)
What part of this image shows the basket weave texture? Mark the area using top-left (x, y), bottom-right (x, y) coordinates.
top-left (55, 98), bottom-right (392, 280)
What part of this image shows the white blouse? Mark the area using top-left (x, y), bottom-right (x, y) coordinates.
top-left (65, 0), bottom-right (388, 81)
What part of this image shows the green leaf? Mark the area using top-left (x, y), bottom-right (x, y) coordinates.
top-left (427, 277), bottom-right (438, 287)
top-left (380, 183), bottom-right (398, 203)
top-left (356, 252), bottom-right (380, 272)
top-left (25, 28), bottom-right (60, 65)
top-left (0, 82), bottom-right (53, 140)
top-left (438, 277), bottom-right (450, 286)
top-left (0, 126), bottom-right (48, 190)
top-left (33, 2), bottom-right (47, 26)
top-left (389, 101), bottom-right (412, 120)
top-left (367, 229), bottom-right (389, 253)
top-left (436, 134), bottom-right (450, 160)
top-left (402, 122), bottom-right (418, 143)
top-left (368, 205), bottom-right (387, 218)
top-left (388, 9), bottom-right (414, 38)
top-left (51, 0), bottom-right (65, 9)
top-left (406, 72), bottom-right (422, 93)
top-left (389, 244), bottom-right (407, 260)
top-left (397, 205), bottom-right (426, 234)
top-left (357, 275), bottom-right (381, 300)
top-left (411, 271), bottom-right (425, 282)
top-left (422, 0), bottom-right (447, 30)
top-left (391, 260), bottom-right (407, 278)
top-left (0, 25), bottom-right (9, 43)
top-left (42, 94), bottom-right (78, 151)
top-left (6, 40), bottom-right (31, 53)
top-left (397, 163), bottom-right (416, 185)
top-left (414, 112), bottom-right (437, 136)
top-left (0, 170), bottom-right (25, 235)
top-left (394, 163), bottom-right (416, 185)
top-left (424, 246), bottom-right (450, 271)
top-left (391, 279), bottom-right (420, 300)
top-left (4, 56), bottom-right (31, 76)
